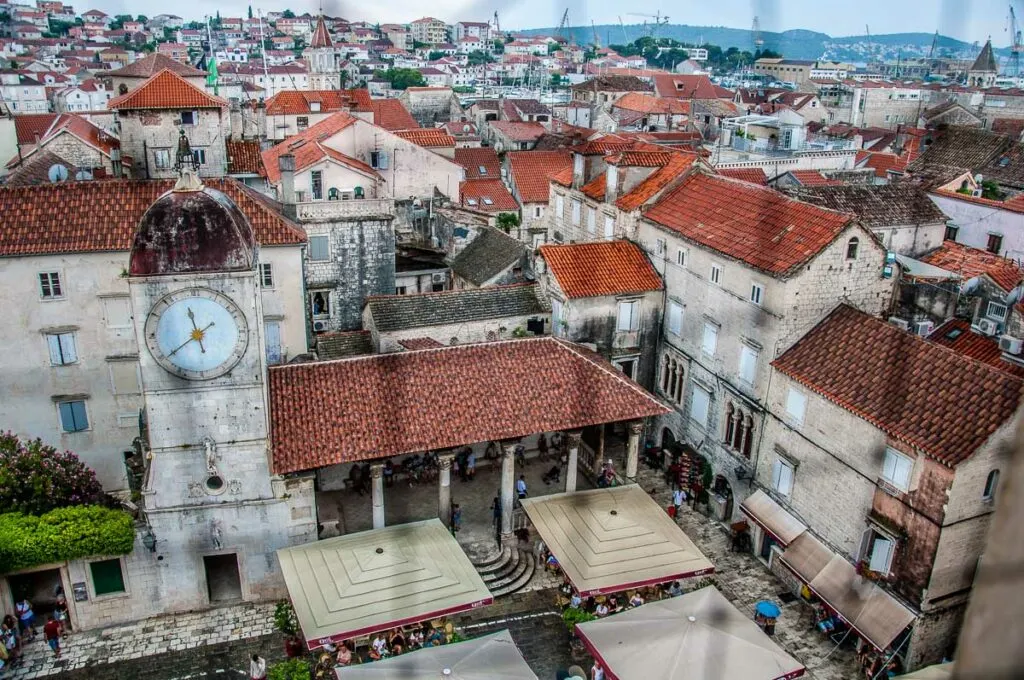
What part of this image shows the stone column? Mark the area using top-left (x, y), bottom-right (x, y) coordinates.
top-left (438, 453), bottom-right (454, 527)
top-left (625, 421), bottom-right (643, 479)
top-left (370, 463), bottom-right (385, 529)
top-left (565, 430), bottom-right (582, 493)
top-left (595, 424), bottom-right (606, 475)
top-left (500, 440), bottom-right (517, 541)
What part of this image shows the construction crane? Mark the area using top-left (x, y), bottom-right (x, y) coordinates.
top-left (592, 20), bottom-right (601, 49)
top-left (1009, 5), bottom-right (1023, 77)
top-left (752, 16), bottom-right (764, 51)
top-left (865, 24), bottom-right (870, 41)
top-left (628, 12), bottom-right (669, 39)
top-left (555, 8), bottom-right (570, 41)
top-left (618, 16), bottom-right (629, 44)
top-left (492, 11), bottom-right (500, 35)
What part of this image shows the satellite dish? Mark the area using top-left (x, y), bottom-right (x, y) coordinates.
top-left (75, 169), bottom-right (93, 181)
top-left (48, 164), bottom-right (69, 182)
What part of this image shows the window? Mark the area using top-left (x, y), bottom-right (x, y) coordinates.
top-left (395, 286), bottom-right (408, 295)
top-left (308, 235), bottom-right (330, 261)
top-left (690, 384), bottom-right (711, 427)
top-left (785, 388), bottom-right (806, 426)
top-left (604, 215), bottom-right (614, 238)
top-left (984, 469), bottom-right (1000, 501)
top-left (109, 361), bottom-right (141, 394)
top-left (750, 283), bottom-right (763, 305)
top-left (586, 207), bottom-right (596, 233)
top-left (710, 264), bottom-right (722, 285)
top-left (987, 233), bottom-right (1003, 254)
top-left (370, 150), bottom-right (388, 169)
top-left (311, 170), bottom-right (323, 200)
top-left (724, 401), bottom-right (755, 457)
top-left (38, 271), bottom-right (63, 299)
top-left (310, 291), bottom-right (330, 317)
top-left (772, 458), bottom-right (794, 497)
top-left (881, 447), bottom-right (914, 492)
top-left (667, 301), bottom-right (683, 335)
top-left (551, 298), bottom-right (564, 337)
top-left (534, 206), bottom-right (542, 218)
top-left (660, 354), bottom-right (685, 404)
top-left (191, 148), bottom-right (206, 165)
top-left (296, 116), bottom-right (309, 130)
top-left (180, 110), bottom-right (196, 125)
top-left (617, 300), bottom-right (639, 332)
top-left (101, 297), bottom-right (131, 328)
top-left (987, 301), bottom-right (1007, 320)
top-left (153, 148), bottom-right (172, 169)
top-left (58, 399), bottom-right (89, 432)
top-left (701, 322), bottom-right (718, 356)
top-left (89, 558), bottom-right (126, 596)
top-left (944, 224), bottom-right (959, 241)
top-left (656, 238), bottom-right (666, 255)
top-left (260, 263), bottom-right (274, 288)
top-left (739, 345), bottom-right (758, 385)
top-left (482, 198), bottom-right (494, 206)
top-left (571, 199), bottom-right (581, 226)
top-left (676, 248), bottom-right (687, 267)
top-left (846, 237), bottom-right (859, 260)
top-left (46, 332), bottom-right (77, 365)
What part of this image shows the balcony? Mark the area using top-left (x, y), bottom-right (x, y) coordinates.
top-left (295, 198), bottom-right (395, 222)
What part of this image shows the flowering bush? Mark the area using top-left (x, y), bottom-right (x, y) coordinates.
top-left (0, 505), bottom-right (135, 572)
top-left (0, 431), bottom-right (105, 515)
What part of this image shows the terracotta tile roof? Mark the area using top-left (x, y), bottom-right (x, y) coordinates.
top-left (549, 165), bottom-right (574, 187)
top-left (261, 112), bottom-right (359, 183)
top-left (393, 128), bottom-right (455, 148)
top-left (3, 149), bottom-right (74, 187)
top-left (611, 92), bottom-right (690, 115)
top-left (459, 178), bottom-right (519, 212)
top-left (507, 150), bottom-right (571, 204)
top-left (772, 304), bottom-right (1023, 467)
top-left (928, 319), bottom-right (1024, 378)
top-left (784, 170), bottom-right (843, 186)
top-left (264, 88), bottom-right (372, 115)
top-left (787, 184), bottom-right (948, 228)
top-left (919, 241), bottom-right (1024, 292)
top-left (616, 152), bottom-right (698, 211)
top-left (570, 137), bottom-right (635, 155)
top-left (454, 147), bottom-right (501, 180)
top-left (0, 178), bottom-right (305, 258)
top-left (716, 168), bottom-right (768, 185)
top-left (226, 139), bottom-right (267, 177)
top-left (653, 74), bottom-right (732, 100)
top-left (580, 173), bottom-right (606, 201)
top-left (643, 171), bottom-right (854, 277)
top-left (108, 69), bottom-right (227, 110)
top-left (13, 113), bottom-right (59, 145)
top-left (569, 75), bottom-right (653, 93)
top-left (106, 52), bottom-right (204, 78)
top-left (268, 337), bottom-right (669, 473)
top-left (909, 127), bottom-right (1013, 175)
top-left (489, 121), bottom-right (546, 142)
top-left (992, 118), bottom-right (1024, 139)
top-left (309, 15), bottom-right (333, 48)
top-left (368, 98), bottom-right (418, 131)
top-left (540, 241), bottom-right (662, 299)
top-left (399, 337), bottom-right (445, 350)
top-left (605, 150), bottom-right (674, 167)
top-left (855, 150), bottom-right (910, 178)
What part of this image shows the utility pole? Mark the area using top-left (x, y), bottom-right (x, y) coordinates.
top-left (258, 9), bottom-right (271, 99)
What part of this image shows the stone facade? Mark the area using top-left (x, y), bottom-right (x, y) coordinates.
top-left (118, 108), bottom-right (229, 179)
top-left (41, 131), bottom-right (119, 176)
top-left (368, 312), bottom-right (549, 353)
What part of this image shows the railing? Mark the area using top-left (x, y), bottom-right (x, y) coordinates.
top-left (295, 198), bottom-right (395, 222)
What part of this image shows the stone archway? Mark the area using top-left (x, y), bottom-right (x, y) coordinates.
top-left (661, 427), bottom-right (677, 451)
top-left (712, 474), bottom-right (734, 522)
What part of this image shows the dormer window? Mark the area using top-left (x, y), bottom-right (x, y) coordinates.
top-left (310, 101), bottom-right (321, 112)
top-left (478, 165), bottom-right (487, 175)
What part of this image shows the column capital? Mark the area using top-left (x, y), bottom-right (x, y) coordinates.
top-left (565, 429), bottom-right (583, 445)
top-left (628, 420), bottom-right (644, 435)
top-left (500, 439), bottom-right (520, 454)
top-left (438, 453), bottom-right (454, 470)
top-left (370, 463), bottom-right (383, 479)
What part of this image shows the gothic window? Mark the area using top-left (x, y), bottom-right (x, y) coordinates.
top-left (722, 400), bottom-right (755, 459)
top-left (660, 353), bottom-right (685, 405)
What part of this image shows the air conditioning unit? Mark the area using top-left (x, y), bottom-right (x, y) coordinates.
top-left (999, 334), bottom-right (1023, 355)
top-left (431, 273), bottom-right (446, 283)
top-left (313, 320), bottom-right (328, 332)
top-left (888, 317), bottom-right (910, 331)
top-left (914, 320), bottom-right (934, 337)
top-left (976, 318), bottom-right (999, 336)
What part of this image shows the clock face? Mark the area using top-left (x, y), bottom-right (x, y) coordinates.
top-left (145, 288), bottom-right (249, 380)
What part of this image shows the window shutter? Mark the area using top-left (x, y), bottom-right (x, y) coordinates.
top-left (71, 401), bottom-right (88, 430)
top-left (604, 215), bottom-right (614, 238)
top-left (739, 346), bottom-right (757, 384)
top-left (617, 302), bottom-right (632, 331)
top-left (771, 460), bottom-right (782, 489)
top-left (869, 536), bottom-right (893, 573)
top-left (47, 334), bottom-right (63, 364)
top-left (60, 333), bottom-right (77, 363)
top-left (668, 302), bottom-right (682, 335)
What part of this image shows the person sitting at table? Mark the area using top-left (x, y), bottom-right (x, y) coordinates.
top-left (369, 632), bottom-right (389, 660)
top-left (425, 626), bottom-right (445, 647)
top-left (545, 553), bottom-right (560, 572)
top-left (389, 628), bottom-right (406, 655)
top-left (668, 581), bottom-right (683, 597)
top-left (570, 592), bottom-right (582, 609)
top-left (595, 601), bottom-right (609, 617)
top-left (606, 595), bottom-right (621, 613)
top-left (629, 592), bottom-right (644, 608)
top-left (814, 605), bottom-right (835, 636)
top-left (408, 628), bottom-right (424, 649)
top-left (336, 642), bottom-right (353, 666)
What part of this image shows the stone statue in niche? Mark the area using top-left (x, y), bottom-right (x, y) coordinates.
top-left (211, 522), bottom-right (222, 550)
top-left (203, 437), bottom-right (218, 476)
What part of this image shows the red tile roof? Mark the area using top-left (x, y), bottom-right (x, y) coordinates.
top-left (13, 113), bottom-right (58, 145)
top-left (226, 139), bottom-right (267, 177)
top-left (262, 113), bottom-right (359, 183)
top-left (268, 337), bottom-right (670, 473)
top-left (855, 150), bottom-right (910, 178)
top-left (454, 147), bottom-right (501, 180)
top-left (489, 121), bottom-right (546, 142)
top-left (368, 98), bottom-right (418, 131)
top-left (393, 128), bottom-right (455, 148)
top-left (785, 170), bottom-right (843, 186)
top-left (0, 178), bottom-right (305, 258)
top-left (108, 69), bottom-right (227, 110)
top-left (931, 188), bottom-right (1024, 215)
top-left (928, 319), bottom-right (1024, 378)
top-left (716, 167), bottom-right (768, 185)
top-left (605, 150), bottom-right (674, 167)
top-left (616, 152), bottom-right (698, 211)
top-left (773, 305), bottom-right (1023, 467)
top-left (580, 173), bottom-right (606, 201)
top-left (309, 15), bottom-right (333, 48)
top-left (643, 171), bottom-right (855, 277)
top-left (49, 113), bottom-right (117, 154)
top-left (398, 337), bottom-right (445, 350)
top-left (653, 74), bottom-right (732, 100)
top-left (919, 241), bottom-right (1024, 292)
top-left (106, 52), bottom-right (205, 78)
top-left (264, 89), bottom-right (372, 115)
top-left (540, 241), bottom-right (663, 299)
top-left (612, 92), bottom-right (691, 115)
top-left (459, 178), bottom-right (519, 212)
top-left (508, 150), bottom-right (572, 204)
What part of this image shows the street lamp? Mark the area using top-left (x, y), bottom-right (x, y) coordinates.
top-left (142, 528), bottom-right (157, 553)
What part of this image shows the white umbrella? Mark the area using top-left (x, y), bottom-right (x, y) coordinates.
top-left (335, 629), bottom-right (537, 680)
top-left (576, 586), bottom-right (805, 680)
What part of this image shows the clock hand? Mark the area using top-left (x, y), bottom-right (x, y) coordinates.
top-left (196, 322), bottom-right (215, 354)
top-left (187, 307), bottom-right (199, 331)
top-left (167, 336), bottom-right (195, 357)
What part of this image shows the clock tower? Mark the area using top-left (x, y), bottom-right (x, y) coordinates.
top-left (128, 170), bottom-right (315, 611)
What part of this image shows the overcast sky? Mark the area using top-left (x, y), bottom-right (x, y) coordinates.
top-left (92, 0), bottom-right (1018, 47)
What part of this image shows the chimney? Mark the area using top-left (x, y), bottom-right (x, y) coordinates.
top-left (571, 152), bottom-right (584, 189)
top-left (278, 154), bottom-right (296, 219)
top-left (605, 163), bottom-right (619, 203)
top-left (111, 147), bottom-right (122, 178)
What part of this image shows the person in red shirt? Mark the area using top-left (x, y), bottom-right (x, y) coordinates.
top-left (43, 617), bottom-right (61, 658)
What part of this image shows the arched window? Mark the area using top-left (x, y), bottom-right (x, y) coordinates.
top-left (984, 469), bottom-right (1000, 500)
top-left (846, 237), bottom-right (860, 260)
top-left (723, 402), bottom-right (735, 445)
top-left (118, 83), bottom-right (128, 95)
top-left (660, 355), bottom-right (670, 393)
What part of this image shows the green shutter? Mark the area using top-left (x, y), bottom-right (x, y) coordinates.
top-left (90, 559), bottom-right (125, 596)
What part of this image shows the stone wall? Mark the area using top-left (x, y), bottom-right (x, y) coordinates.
top-left (119, 108), bottom-right (228, 180)
top-left (370, 311), bottom-right (550, 353)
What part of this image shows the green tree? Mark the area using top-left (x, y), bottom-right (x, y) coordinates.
top-left (428, 50), bottom-right (445, 61)
top-left (136, 15), bottom-right (148, 23)
top-left (381, 67), bottom-right (426, 89)
top-left (412, 39), bottom-right (428, 49)
top-left (110, 14), bottom-right (133, 30)
top-left (248, 5), bottom-right (253, 19)
top-left (0, 12), bottom-right (10, 24)
top-left (45, 19), bottom-right (76, 36)
top-left (281, 9), bottom-right (295, 18)
top-left (550, 73), bottom-right (564, 87)
top-left (491, 38), bottom-right (504, 53)
top-left (274, 601), bottom-right (300, 637)
top-left (496, 212), bottom-right (520, 233)
top-left (268, 659), bottom-right (311, 680)
top-left (467, 50), bottom-right (494, 66)
top-left (0, 432), bottom-right (106, 516)
top-left (754, 48), bottom-right (782, 60)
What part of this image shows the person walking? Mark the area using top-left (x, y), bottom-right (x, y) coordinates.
top-left (15, 598), bottom-right (34, 641)
top-left (451, 503), bottom-right (462, 533)
top-left (250, 654), bottom-right (267, 680)
top-left (516, 475), bottom-right (527, 499)
top-left (672, 486), bottom-right (685, 517)
top-left (42, 616), bottom-right (61, 658)
top-left (465, 451), bottom-right (476, 480)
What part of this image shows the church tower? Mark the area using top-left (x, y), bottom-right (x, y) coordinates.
top-left (128, 160), bottom-right (316, 611)
top-left (967, 39), bottom-right (998, 89)
top-left (305, 15), bottom-right (340, 90)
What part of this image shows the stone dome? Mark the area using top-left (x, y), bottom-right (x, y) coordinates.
top-left (129, 173), bottom-right (256, 277)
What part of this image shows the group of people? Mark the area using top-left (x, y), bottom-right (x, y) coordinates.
top-left (0, 594), bottom-right (70, 669)
top-left (557, 662), bottom-right (605, 680)
top-left (559, 576), bottom-right (684, 618)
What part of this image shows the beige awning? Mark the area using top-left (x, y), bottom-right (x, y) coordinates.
top-left (897, 663), bottom-right (953, 680)
top-left (335, 629), bottom-right (537, 679)
top-left (520, 485), bottom-right (714, 596)
top-left (780, 534), bottom-right (916, 651)
top-left (575, 586), bottom-right (805, 680)
top-left (277, 519), bottom-right (493, 650)
top-left (740, 490), bottom-right (807, 546)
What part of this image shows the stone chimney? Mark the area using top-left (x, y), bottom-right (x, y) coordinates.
top-left (571, 152), bottom-right (584, 189)
top-left (278, 154), bottom-right (296, 219)
top-left (605, 163), bottom-right (619, 204)
top-left (111, 147), bottom-right (122, 178)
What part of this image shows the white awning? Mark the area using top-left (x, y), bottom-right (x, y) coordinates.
top-left (277, 519), bottom-right (492, 650)
top-left (520, 485), bottom-right (714, 596)
top-left (897, 663), bottom-right (953, 680)
top-left (335, 629), bottom-right (537, 679)
top-left (575, 586), bottom-right (805, 680)
top-left (740, 490), bottom-right (807, 546)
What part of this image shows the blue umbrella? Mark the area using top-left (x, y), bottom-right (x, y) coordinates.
top-left (756, 600), bottom-right (781, 618)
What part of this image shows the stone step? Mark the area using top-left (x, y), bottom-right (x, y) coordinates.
top-left (482, 544), bottom-right (521, 584)
top-left (473, 545), bottom-right (513, 576)
top-left (491, 550), bottom-right (535, 598)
